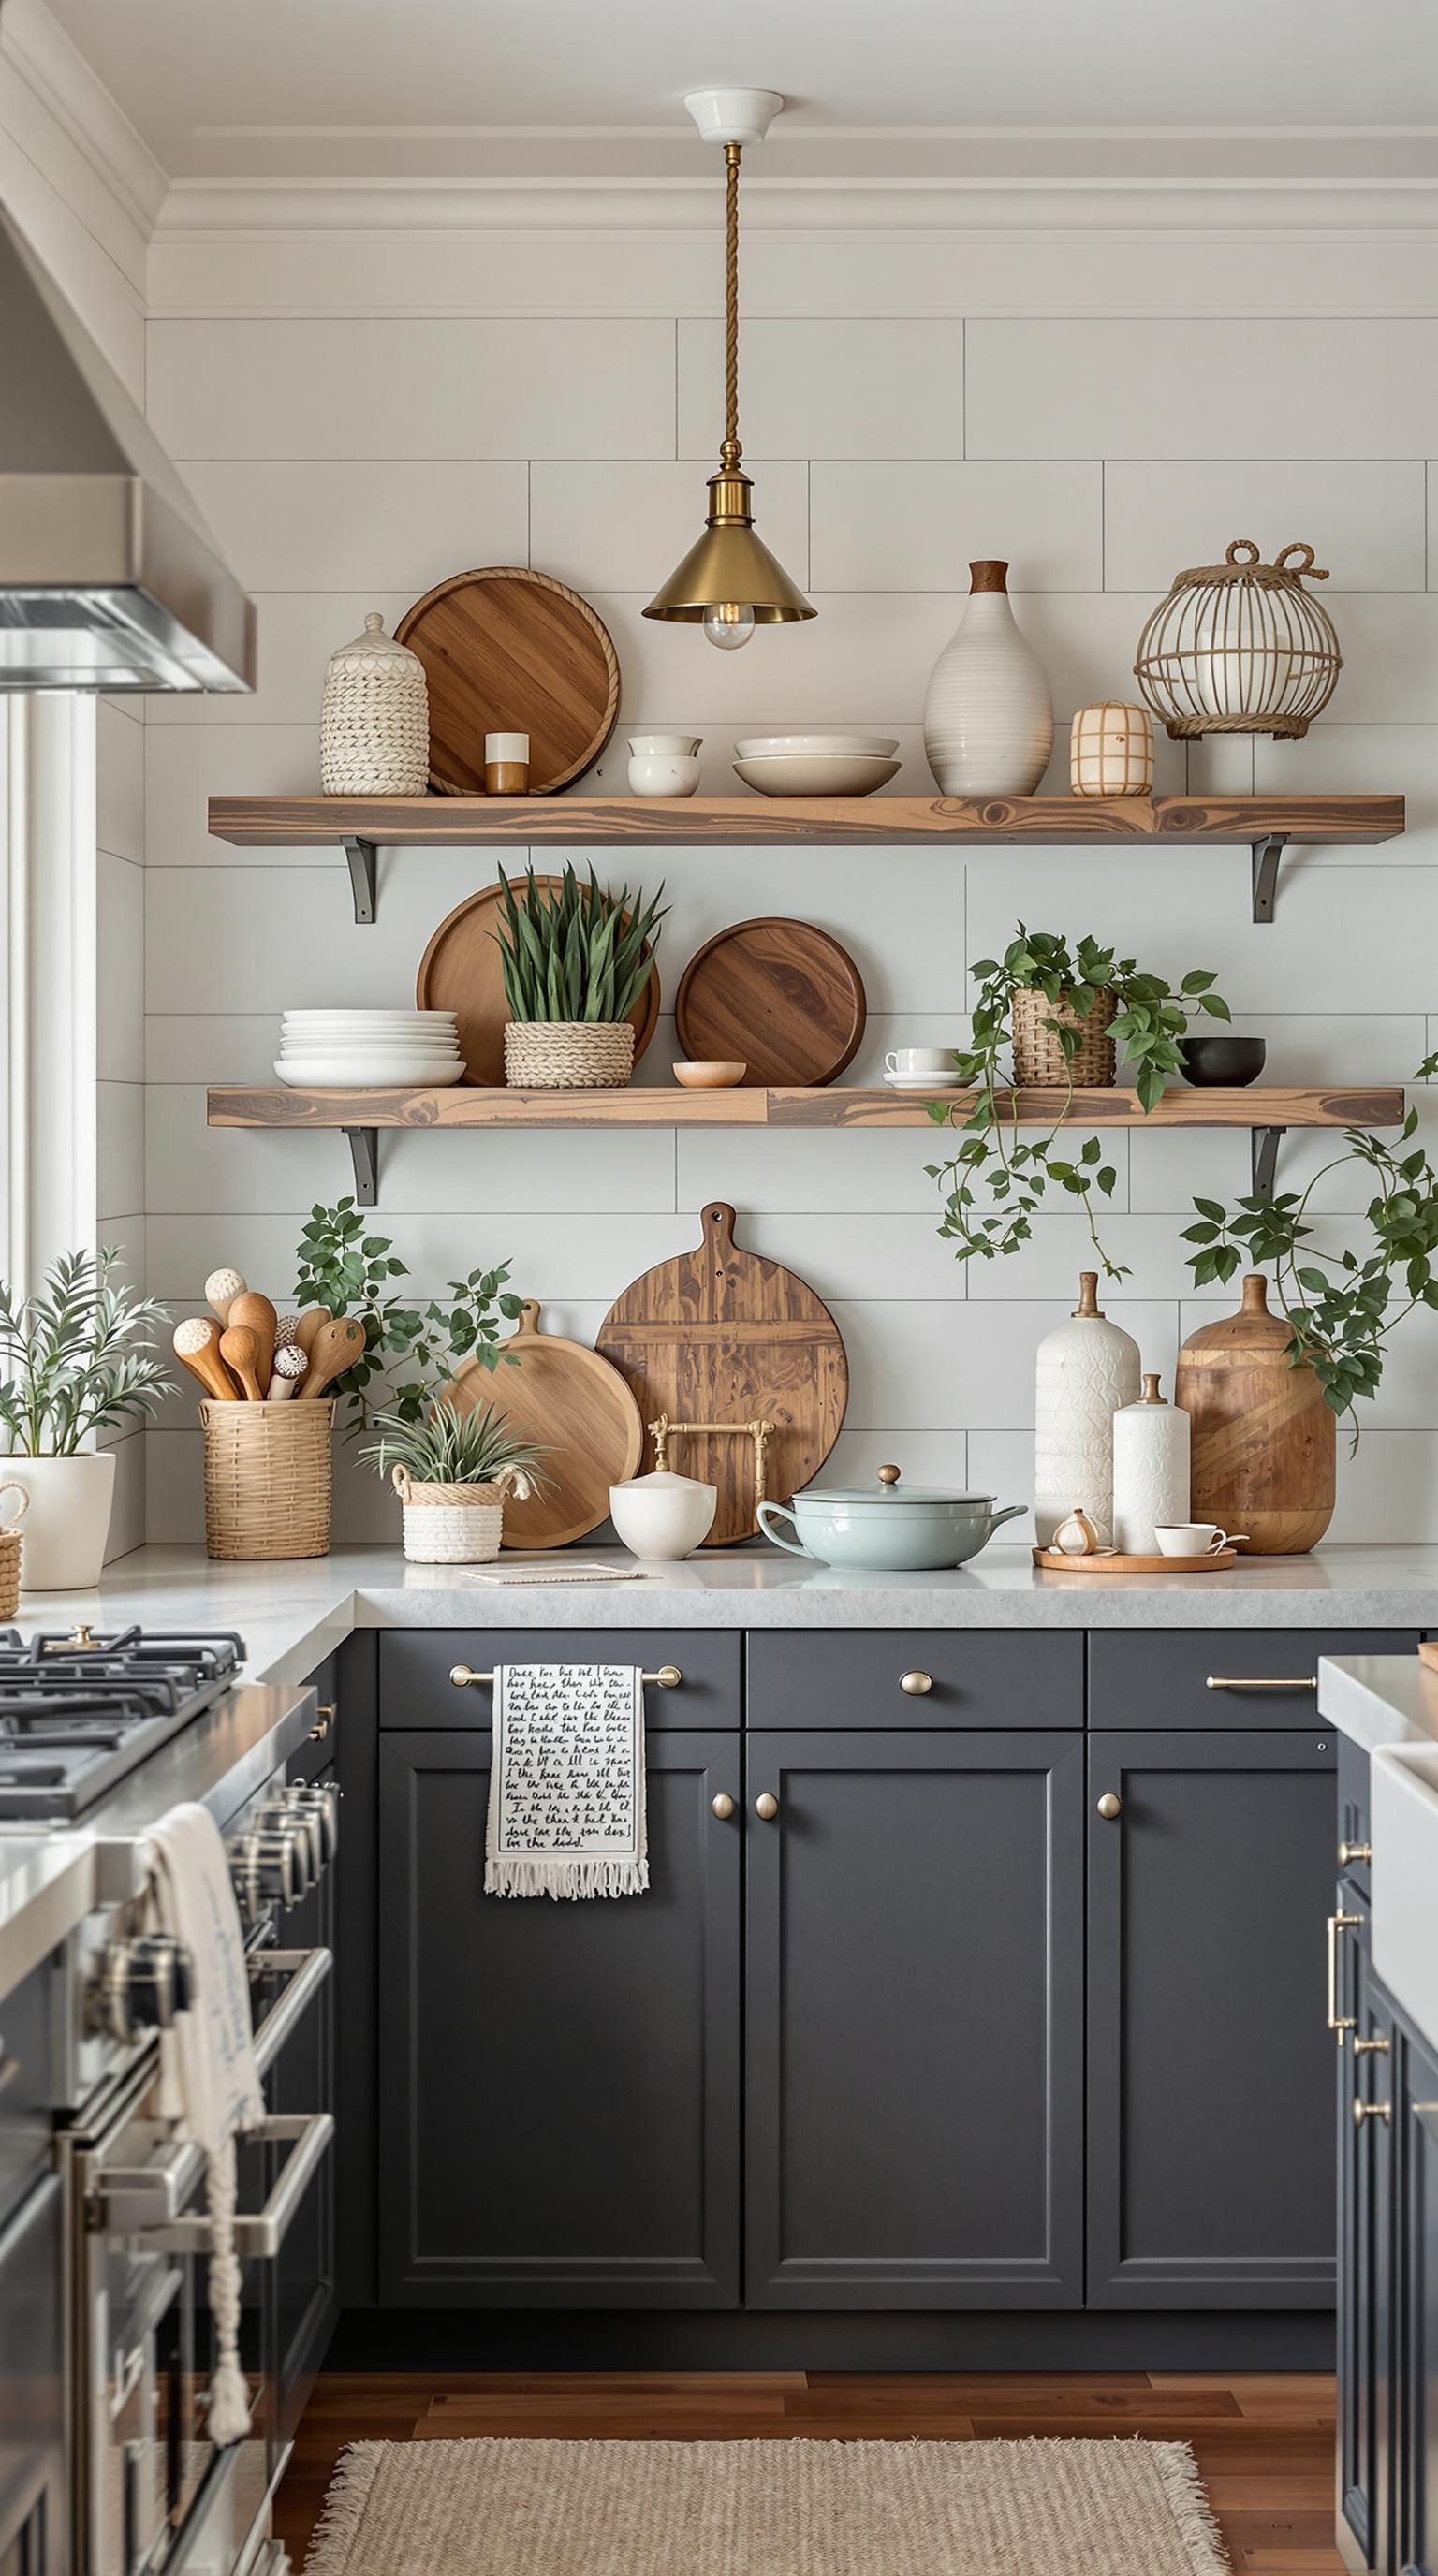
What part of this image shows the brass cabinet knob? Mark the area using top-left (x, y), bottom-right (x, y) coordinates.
top-left (900, 1671), bottom-right (933, 1697)
top-left (1354, 2097), bottom-right (1391, 2128)
top-left (711, 1793), bottom-right (735, 1821)
top-left (755, 1793), bottom-right (779, 1821)
top-left (1354, 2035), bottom-right (1390, 2057)
top-left (1339, 1840), bottom-right (1373, 1866)
top-left (1096, 1793), bottom-right (1123, 1821)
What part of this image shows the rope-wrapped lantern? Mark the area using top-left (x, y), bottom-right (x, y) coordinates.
top-left (1133, 539), bottom-right (1342, 739)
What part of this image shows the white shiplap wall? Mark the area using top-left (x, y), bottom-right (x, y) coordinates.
top-left (139, 211), bottom-right (1438, 1544)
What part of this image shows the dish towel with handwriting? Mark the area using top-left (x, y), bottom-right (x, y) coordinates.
top-left (145, 1801), bottom-right (264, 2445)
top-left (486, 1663), bottom-right (648, 1899)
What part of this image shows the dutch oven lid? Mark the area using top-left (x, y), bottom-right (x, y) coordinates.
top-left (791, 1464), bottom-right (995, 1509)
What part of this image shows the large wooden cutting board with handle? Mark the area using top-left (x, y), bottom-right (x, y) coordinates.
top-left (596, 1203), bottom-right (848, 1545)
top-left (446, 1299), bottom-right (644, 1549)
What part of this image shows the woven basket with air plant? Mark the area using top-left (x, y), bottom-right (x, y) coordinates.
top-left (360, 1398), bottom-right (546, 1563)
top-left (495, 863), bottom-right (667, 1089)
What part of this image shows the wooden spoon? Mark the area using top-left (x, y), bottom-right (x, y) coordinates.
top-left (298, 1315), bottom-right (365, 1400)
top-left (173, 1316), bottom-right (241, 1402)
top-left (205, 1267), bottom-right (247, 1326)
top-left (219, 1325), bottom-right (265, 1402)
top-left (226, 1291), bottom-right (277, 1395)
top-left (292, 1306), bottom-right (332, 1358)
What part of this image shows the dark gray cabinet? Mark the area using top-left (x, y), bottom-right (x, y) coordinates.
top-left (1337, 1888), bottom-right (1395, 2575)
top-left (744, 1729), bottom-right (1085, 2308)
top-left (1087, 1730), bottom-right (1337, 2308)
top-left (1398, 2022), bottom-right (1438, 2575)
top-left (376, 1726), bottom-right (741, 2305)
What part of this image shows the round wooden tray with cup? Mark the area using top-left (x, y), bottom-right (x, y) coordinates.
top-left (1034, 1510), bottom-right (1248, 1574)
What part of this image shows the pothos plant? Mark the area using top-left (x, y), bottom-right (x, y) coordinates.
top-left (925, 930), bottom-right (1231, 1281)
top-left (293, 1198), bottom-right (525, 1424)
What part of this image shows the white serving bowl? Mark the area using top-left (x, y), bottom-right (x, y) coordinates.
top-left (609, 1471), bottom-right (717, 1560)
top-left (280, 1034), bottom-right (460, 1050)
top-left (735, 732), bottom-right (898, 760)
top-left (274, 1055), bottom-right (465, 1087)
top-left (734, 754), bottom-right (901, 798)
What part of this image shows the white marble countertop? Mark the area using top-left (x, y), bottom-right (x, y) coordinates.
top-left (1318, 1654), bottom-right (1438, 1753)
top-left (16, 1542), bottom-right (1438, 1689)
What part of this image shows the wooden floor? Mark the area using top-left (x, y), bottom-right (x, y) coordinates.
top-left (274, 2369), bottom-right (1343, 2572)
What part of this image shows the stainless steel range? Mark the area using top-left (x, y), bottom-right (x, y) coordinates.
top-left (0, 1626), bottom-right (338, 2576)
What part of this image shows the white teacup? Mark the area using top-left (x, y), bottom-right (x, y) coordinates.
top-left (1153, 1522), bottom-right (1248, 1557)
top-left (885, 1047), bottom-right (956, 1076)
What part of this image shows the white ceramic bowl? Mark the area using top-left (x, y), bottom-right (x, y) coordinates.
top-left (627, 732), bottom-right (700, 757)
top-left (734, 754), bottom-right (901, 798)
top-left (628, 754), bottom-right (700, 798)
top-left (280, 1036), bottom-right (460, 1051)
top-left (735, 732), bottom-right (898, 760)
top-left (274, 1055), bottom-right (465, 1087)
top-left (609, 1471), bottom-right (717, 1560)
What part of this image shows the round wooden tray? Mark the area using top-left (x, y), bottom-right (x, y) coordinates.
top-left (417, 875), bottom-right (660, 1086)
top-left (446, 1300), bottom-right (643, 1550)
top-left (395, 565), bottom-right (620, 797)
top-left (1032, 1546), bottom-right (1239, 1574)
top-left (674, 917), bottom-right (867, 1087)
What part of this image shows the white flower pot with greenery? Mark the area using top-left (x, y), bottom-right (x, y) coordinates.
top-left (360, 1399), bottom-right (545, 1564)
top-left (0, 1250), bottom-right (171, 1588)
top-left (496, 862), bottom-right (666, 1090)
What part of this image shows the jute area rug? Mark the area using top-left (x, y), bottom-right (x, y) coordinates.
top-left (302, 2435), bottom-right (1231, 2575)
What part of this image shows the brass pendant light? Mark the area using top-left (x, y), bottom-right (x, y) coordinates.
top-left (645, 87), bottom-right (814, 649)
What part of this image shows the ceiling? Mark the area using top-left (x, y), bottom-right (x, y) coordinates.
top-left (43, 0), bottom-right (1438, 184)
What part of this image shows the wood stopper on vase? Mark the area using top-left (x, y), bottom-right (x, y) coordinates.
top-left (1174, 1273), bottom-right (1335, 1554)
top-left (922, 559), bottom-right (1054, 798)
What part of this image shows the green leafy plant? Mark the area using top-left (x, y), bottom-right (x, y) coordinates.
top-left (925, 929), bottom-right (1231, 1280)
top-left (358, 1398), bottom-right (546, 1490)
top-left (1181, 1055), bottom-right (1438, 1435)
top-left (293, 1199), bottom-right (525, 1421)
top-left (0, 1247), bottom-right (172, 1454)
top-left (495, 862), bottom-right (667, 1024)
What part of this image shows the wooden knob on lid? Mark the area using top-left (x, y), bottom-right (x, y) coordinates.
top-left (877, 1464), bottom-right (901, 1487)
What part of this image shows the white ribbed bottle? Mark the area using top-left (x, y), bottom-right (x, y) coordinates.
top-left (923, 559), bottom-right (1053, 797)
top-left (1034, 1273), bottom-right (1140, 1548)
top-left (1112, 1372), bottom-right (1191, 1556)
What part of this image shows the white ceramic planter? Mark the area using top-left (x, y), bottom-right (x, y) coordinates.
top-left (7, 1451), bottom-right (117, 1589)
top-left (1033, 1277), bottom-right (1140, 1548)
top-left (923, 560), bottom-right (1053, 797)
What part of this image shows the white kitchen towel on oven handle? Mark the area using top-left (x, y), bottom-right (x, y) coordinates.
top-left (485, 1663), bottom-right (647, 1899)
top-left (144, 1801), bottom-right (263, 2446)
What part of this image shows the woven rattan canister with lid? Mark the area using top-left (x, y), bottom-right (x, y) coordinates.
top-left (1133, 538), bottom-right (1342, 739)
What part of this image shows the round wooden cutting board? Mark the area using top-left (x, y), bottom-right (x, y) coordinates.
top-left (446, 1300), bottom-right (644, 1550)
top-left (596, 1203), bottom-right (849, 1546)
top-left (417, 876), bottom-right (661, 1085)
top-left (674, 917), bottom-right (867, 1087)
top-left (395, 566), bottom-right (620, 797)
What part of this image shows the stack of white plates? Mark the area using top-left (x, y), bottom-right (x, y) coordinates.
top-left (275, 1009), bottom-right (464, 1088)
top-left (733, 732), bottom-right (901, 797)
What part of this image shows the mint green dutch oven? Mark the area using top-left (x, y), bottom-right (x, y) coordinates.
top-left (757, 1463), bottom-right (1024, 1572)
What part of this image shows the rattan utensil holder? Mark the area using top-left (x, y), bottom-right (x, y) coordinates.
top-left (390, 1463), bottom-right (530, 1563)
top-left (1011, 986), bottom-right (1117, 1087)
top-left (200, 1398), bottom-right (334, 1560)
top-left (504, 1020), bottom-right (635, 1089)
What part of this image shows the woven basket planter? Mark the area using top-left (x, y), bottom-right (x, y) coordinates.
top-left (200, 1398), bottom-right (334, 1561)
top-left (1011, 986), bottom-right (1118, 1088)
top-left (0, 1484), bottom-right (26, 1617)
top-left (504, 1020), bottom-right (635, 1090)
top-left (390, 1463), bottom-right (531, 1564)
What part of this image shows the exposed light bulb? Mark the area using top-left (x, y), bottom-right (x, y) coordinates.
top-left (703, 602), bottom-right (756, 651)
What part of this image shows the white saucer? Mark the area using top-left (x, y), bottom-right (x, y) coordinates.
top-left (883, 1071), bottom-right (965, 1090)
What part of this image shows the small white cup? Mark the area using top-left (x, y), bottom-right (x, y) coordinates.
top-left (627, 753), bottom-right (701, 798)
top-left (484, 731), bottom-right (530, 762)
top-left (1152, 1522), bottom-right (1248, 1557)
top-left (885, 1047), bottom-right (956, 1076)
top-left (627, 733), bottom-right (700, 757)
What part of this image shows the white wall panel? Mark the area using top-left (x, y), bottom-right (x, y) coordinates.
top-left (176, 461), bottom-right (529, 591)
top-left (1104, 461), bottom-right (1425, 594)
top-left (678, 317), bottom-right (965, 461)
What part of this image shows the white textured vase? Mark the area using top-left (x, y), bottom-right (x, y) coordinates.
top-left (923, 559), bottom-right (1054, 797)
top-left (1034, 1274), bottom-right (1140, 1548)
top-left (1112, 1372), bottom-right (1191, 1556)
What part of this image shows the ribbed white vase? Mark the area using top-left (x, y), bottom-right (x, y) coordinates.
top-left (1034, 1274), bottom-right (1140, 1548)
top-left (1112, 1372), bottom-right (1192, 1556)
top-left (923, 559), bottom-right (1054, 797)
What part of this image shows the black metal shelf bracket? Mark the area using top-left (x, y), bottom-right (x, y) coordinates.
top-left (343, 836), bottom-right (377, 926)
top-left (344, 1127), bottom-right (378, 1207)
top-left (1251, 832), bottom-right (1288, 925)
top-left (1251, 1127), bottom-right (1284, 1200)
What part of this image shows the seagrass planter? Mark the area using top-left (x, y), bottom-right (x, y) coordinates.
top-left (200, 1398), bottom-right (334, 1560)
top-left (1011, 986), bottom-right (1118, 1087)
top-left (390, 1464), bottom-right (526, 1563)
top-left (504, 1020), bottom-right (635, 1090)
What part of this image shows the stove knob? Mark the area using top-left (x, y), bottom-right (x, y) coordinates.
top-left (98, 1934), bottom-right (195, 2043)
top-left (286, 1781), bottom-right (339, 1866)
top-left (256, 1800), bottom-right (315, 1894)
top-left (232, 1827), bottom-right (299, 1918)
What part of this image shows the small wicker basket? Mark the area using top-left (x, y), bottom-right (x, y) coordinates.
top-left (200, 1399), bottom-right (334, 1560)
top-left (390, 1462), bottom-right (531, 1564)
top-left (0, 1483), bottom-right (27, 1617)
top-left (1011, 986), bottom-right (1117, 1088)
top-left (504, 1020), bottom-right (635, 1090)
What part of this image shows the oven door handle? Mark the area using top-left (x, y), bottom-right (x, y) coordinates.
top-left (250, 1945), bottom-right (333, 2079)
top-left (141, 2113), bottom-right (334, 2259)
top-left (99, 2138), bottom-right (208, 2232)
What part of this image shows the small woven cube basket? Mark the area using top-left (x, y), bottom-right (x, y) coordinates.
top-left (200, 1399), bottom-right (335, 1560)
top-left (391, 1464), bottom-right (510, 1563)
top-left (0, 1482), bottom-right (26, 1616)
top-left (1011, 985), bottom-right (1118, 1088)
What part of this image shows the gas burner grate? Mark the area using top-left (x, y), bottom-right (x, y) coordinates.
top-left (0, 1627), bottom-right (248, 1819)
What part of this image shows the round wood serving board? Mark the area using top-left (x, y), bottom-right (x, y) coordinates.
top-left (417, 876), bottom-right (660, 1086)
top-left (674, 917), bottom-right (867, 1087)
top-left (446, 1299), bottom-right (644, 1549)
top-left (395, 566), bottom-right (620, 797)
top-left (596, 1202), bottom-right (849, 1546)
top-left (1032, 1546), bottom-right (1239, 1573)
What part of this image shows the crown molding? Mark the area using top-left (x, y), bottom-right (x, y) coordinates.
top-left (0, 0), bottom-right (167, 236)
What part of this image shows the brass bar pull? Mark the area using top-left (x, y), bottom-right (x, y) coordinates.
top-left (1328, 1910), bottom-right (1361, 2043)
top-left (1339, 1840), bottom-right (1373, 1866)
top-left (1206, 1675), bottom-right (1317, 1691)
top-left (450, 1663), bottom-right (682, 1690)
top-left (1353, 2098), bottom-right (1391, 2128)
top-left (310, 1702), bottom-right (335, 1741)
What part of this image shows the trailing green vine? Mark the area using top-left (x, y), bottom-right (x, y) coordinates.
top-left (293, 1198), bottom-right (525, 1423)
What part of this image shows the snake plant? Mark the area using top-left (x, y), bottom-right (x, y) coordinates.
top-left (494, 862), bottom-right (667, 1024)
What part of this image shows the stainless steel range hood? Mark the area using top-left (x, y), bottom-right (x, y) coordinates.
top-left (0, 204), bottom-right (255, 691)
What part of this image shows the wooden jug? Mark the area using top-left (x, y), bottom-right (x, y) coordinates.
top-left (1175, 1274), bottom-right (1334, 1554)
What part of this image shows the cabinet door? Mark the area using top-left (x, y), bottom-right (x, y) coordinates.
top-left (1087, 1730), bottom-right (1337, 2308)
top-left (745, 1729), bottom-right (1084, 2308)
top-left (377, 1729), bottom-right (740, 2305)
top-left (1337, 1891), bottom-right (1395, 2575)
top-left (1400, 2022), bottom-right (1438, 2576)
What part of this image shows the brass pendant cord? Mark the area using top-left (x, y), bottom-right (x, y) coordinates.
top-left (722, 141), bottom-right (741, 467)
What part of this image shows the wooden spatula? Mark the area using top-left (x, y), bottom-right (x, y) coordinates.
top-left (298, 1315), bottom-right (365, 1399)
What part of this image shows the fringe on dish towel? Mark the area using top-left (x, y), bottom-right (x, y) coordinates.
top-left (485, 1662), bottom-right (648, 1900)
top-left (145, 1803), bottom-right (264, 2445)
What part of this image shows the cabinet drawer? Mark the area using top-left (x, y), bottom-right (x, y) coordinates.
top-left (380, 1631), bottom-right (741, 1730)
top-left (747, 1632), bottom-right (1082, 1729)
top-left (1089, 1631), bottom-right (1417, 1730)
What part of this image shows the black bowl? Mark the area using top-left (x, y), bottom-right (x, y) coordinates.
top-left (1179, 1035), bottom-right (1267, 1088)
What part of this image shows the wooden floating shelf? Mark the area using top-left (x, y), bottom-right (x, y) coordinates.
top-left (207, 1082), bottom-right (1406, 1208)
top-left (208, 793), bottom-right (1406, 928)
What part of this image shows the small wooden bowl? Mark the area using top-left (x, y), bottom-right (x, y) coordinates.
top-left (673, 1061), bottom-right (747, 1089)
